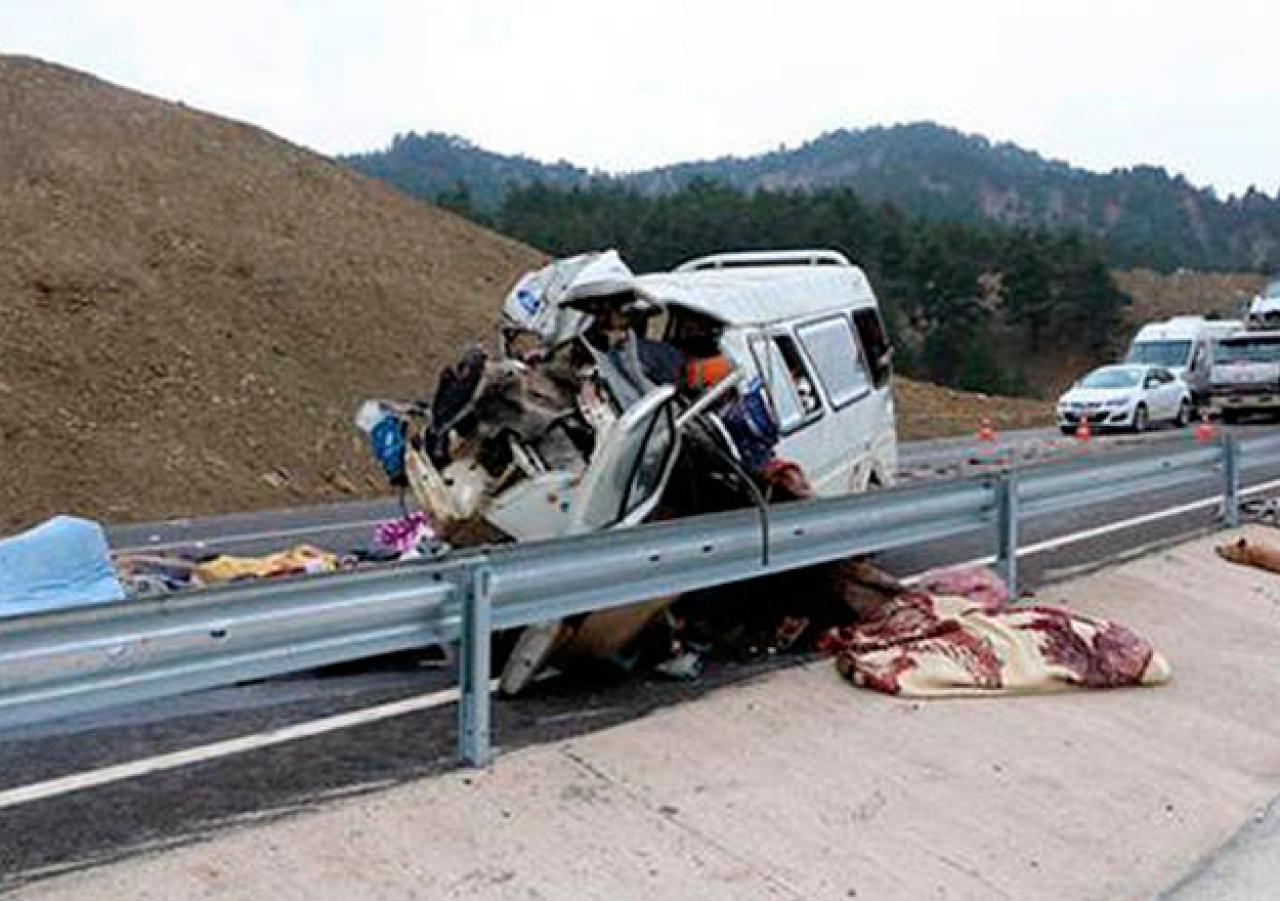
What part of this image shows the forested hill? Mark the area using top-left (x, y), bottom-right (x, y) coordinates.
top-left (343, 133), bottom-right (589, 213)
top-left (489, 180), bottom-right (1127, 400)
top-left (343, 123), bottom-right (1280, 272)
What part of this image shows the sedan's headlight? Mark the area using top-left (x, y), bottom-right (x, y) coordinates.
top-left (1104, 398), bottom-right (1129, 407)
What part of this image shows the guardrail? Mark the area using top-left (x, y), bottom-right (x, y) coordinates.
top-left (0, 432), bottom-right (1270, 766)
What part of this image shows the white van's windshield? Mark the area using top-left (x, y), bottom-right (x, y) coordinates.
top-left (1217, 336), bottom-right (1280, 364)
top-left (1127, 340), bottom-right (1191, 368)
top-left (1265, 278), bottom-right (1280, 300)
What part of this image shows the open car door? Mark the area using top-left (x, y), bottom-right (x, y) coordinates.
top-left (568, 385), bottom-right (681, 534)
top-left (499, 385), bottom-right (684, 694)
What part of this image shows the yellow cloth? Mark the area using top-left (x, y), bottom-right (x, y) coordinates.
top-left (195, 545), bottom-right (338, 584)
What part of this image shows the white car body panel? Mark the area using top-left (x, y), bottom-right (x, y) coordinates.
top-left (1057, 364), bottom-right (1190, 430)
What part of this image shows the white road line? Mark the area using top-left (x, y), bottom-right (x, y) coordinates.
top-left (901, 476), bottom-right (1280, 583)
top-left (0, 682), bottom-right (495, 811)
top-left (8, 476), bottom-right (1280, 810)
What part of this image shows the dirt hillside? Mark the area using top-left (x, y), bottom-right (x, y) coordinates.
top-left (893, 377), bottom-right (1051, 441)
top-left (1114, 269), bottom-right (1267, 332)
top-left (0, 56), bottom-right (544, 531)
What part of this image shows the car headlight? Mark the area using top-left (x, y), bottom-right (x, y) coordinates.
top-left (1104, 398), bottom-right (1129, 408)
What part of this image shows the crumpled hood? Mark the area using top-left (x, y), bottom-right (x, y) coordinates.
top-left (501, 250), bottom-right (636, 349)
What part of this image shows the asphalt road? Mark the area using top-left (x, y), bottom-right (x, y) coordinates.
top-left (2, 425), bottom-right (1279, 891)
top-left (105, 424), bottom-right (1206, 557)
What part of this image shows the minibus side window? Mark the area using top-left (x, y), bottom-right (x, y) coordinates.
top-left (749, 334), bottom-right (821, 433)
top-left (796, 316), bottom-right (871, 408)
top-left (852, 308), bottom-right (892, 389)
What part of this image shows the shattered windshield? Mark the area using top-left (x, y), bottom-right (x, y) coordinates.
top-left (1080, 368), bottom-right (1141, 389)
top-left (1126, 340), bottom-right (1191, 368)
top-left (1216, 337), bottom-right (1280, 364)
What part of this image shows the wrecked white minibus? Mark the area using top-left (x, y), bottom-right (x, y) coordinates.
top-left (358, 248), bottom-right (897, 692)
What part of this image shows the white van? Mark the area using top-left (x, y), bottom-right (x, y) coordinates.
top-left (365, 249), bottom-right (897, 692)
top-left (482, 248), bottom-right (898, 542)
top-left (1125, 316), bottom-right (1242, 407)
top-left (639, 249), bottom-right (897, 493)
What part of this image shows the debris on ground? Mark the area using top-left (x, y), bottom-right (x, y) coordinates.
top-left (1239, 497), bottom-right (1280, 527)
top-left (818, 565), bottom-right (1171, 697)
top-left (372, 511), bottom-right (447, 559)
top-left (1216, 536), bottom-right (1280, 574)
top-left (113, 553), bottom-right (204, 597)
top-left (653, 646), bottom-right (706, 681)
top-left (0, 516), bottom-right (124, 616)
top-left (194, 544), bottom-right (341, 584)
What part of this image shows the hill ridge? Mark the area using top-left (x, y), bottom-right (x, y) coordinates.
top-left (344, 122), bottom-right (1280, 272)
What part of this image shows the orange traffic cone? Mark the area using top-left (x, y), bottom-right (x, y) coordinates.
top-left (1195, 410), bottom-right (1216, 443)
top-left (1074, 416), bottom-right (1092, 443)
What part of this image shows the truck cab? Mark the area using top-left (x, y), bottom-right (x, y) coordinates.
top-left (1210, 330), bottom-right (1280, 423)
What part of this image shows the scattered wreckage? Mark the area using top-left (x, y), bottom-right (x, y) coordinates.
top-left (357, 248), bottom-right (900, 693)
top-left (0, 247), bottom-right (1176, 703)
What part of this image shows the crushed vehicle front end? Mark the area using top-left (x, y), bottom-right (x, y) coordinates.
top-left (355, 249), bottom-right (898, 693)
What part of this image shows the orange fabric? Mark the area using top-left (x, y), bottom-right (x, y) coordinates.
top-left (684, 355), bottom-right (732, 389)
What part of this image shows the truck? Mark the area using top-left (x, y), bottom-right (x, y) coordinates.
top-left (1246, 276), bottom-right (1280, 330)
top-left (1125, 316), bottom-right (1242, 409)
top-left (1209, 330), bottom-right (1280, 423)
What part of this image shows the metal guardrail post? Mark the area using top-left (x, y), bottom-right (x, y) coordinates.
top-left (995, 471), bottom-right (1019, 599)
top-left (458, 564), bottom-right (493, 767)
top-left (1222, 432), bottom-right (1241, 529)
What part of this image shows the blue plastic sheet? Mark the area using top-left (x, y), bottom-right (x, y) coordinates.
top-left (0, 516), bottom-right (124, 617)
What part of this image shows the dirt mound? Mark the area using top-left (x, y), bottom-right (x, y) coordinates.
top-left (1114, 269), bottom-right (1266, 329)
top-left (893, 377), bottom-right (1052, 441)
top-left (0, 56), bottom-right (544, 532)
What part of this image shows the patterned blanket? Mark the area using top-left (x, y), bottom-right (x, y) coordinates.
top-left (821, 570), bottom-right (1171, 698)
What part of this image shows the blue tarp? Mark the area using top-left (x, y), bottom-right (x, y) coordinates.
top-left (0, 516), bottom-right (124, 617)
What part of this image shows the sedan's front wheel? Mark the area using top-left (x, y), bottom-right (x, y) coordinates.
top-left (1132, 403), bottom-right (1150, 433)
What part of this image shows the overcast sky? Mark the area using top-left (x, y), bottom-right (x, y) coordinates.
top-left (2, 0), bottom-right (1277, 196)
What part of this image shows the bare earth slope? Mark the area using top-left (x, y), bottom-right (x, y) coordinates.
top-left (0, 56), bottom-right (543, 531)
top-left (1115, 269), bottom-right (1266, 328)
top-left (893, 377), bottom-right (1051, 440)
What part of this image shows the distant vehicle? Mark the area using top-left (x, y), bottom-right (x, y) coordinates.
top-left (1125, 316), bottom-right (1241, 407)
top-left (1209, 330), bottom-right (1280, 423)
top-left (1057, 364), bottom-right (1191, 434)
top-left (1246, 277), bottom-right (1280, 330)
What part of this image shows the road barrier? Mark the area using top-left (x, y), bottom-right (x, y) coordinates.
top-left (0, 431), bottom-right (1272, 766)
